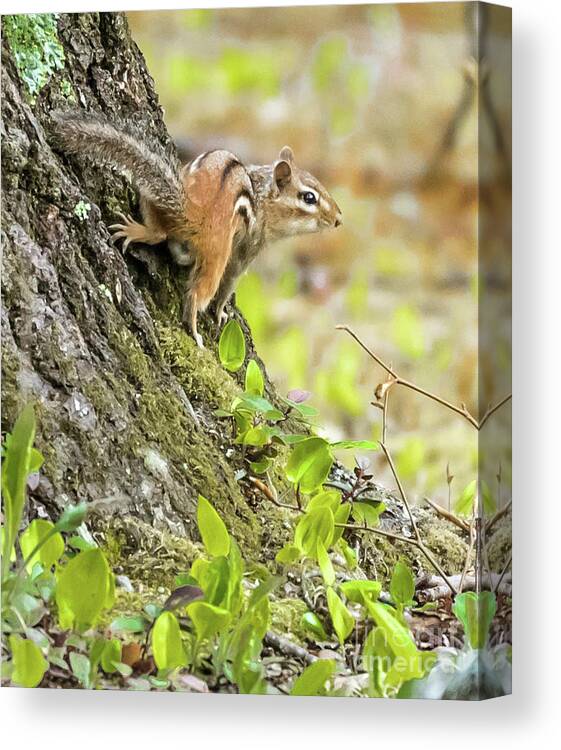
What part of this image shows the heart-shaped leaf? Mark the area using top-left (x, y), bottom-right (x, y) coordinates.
top-left (285, 437), bottom-right (333, 494)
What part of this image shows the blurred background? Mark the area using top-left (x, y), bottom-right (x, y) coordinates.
top-left (128, 2), bottom-right (511, 509)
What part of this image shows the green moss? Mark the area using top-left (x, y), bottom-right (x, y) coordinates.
top-left (3, 14), bottom-right (65, 99)
top-left (418, 514), bottom-right (468, 574)
top-left (487, 522), bottom-right (511, 572)
top-left (0, 350), bottom-right (24, 427)
top-left (157, 323), bottom-right (239, 409)
top-left (270, 598), bottom-right (308, 644)
top-left (109, 326), bottom-right (154, 388)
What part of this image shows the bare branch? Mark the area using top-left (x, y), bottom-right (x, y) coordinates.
top-left (423, 496), bottom-right (470, 533)
top-left (336, 325), bottom-right (511, 430)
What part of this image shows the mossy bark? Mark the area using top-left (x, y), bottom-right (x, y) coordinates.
top-left (1, 12), bottom-right (466, 590)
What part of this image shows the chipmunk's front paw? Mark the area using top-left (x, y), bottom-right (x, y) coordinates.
top-left (108, 212), bottom-right (144, 252)
top-left (194, 332), bottom-right (204, 349)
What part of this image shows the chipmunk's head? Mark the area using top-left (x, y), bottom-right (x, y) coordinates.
top-left (264, 146), bottom-right (342, 240)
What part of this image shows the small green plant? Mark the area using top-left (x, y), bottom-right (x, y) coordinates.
top-left (59, 78), bottom-right (76, 101)
top-left (73, 200), bottom-right (91, 222)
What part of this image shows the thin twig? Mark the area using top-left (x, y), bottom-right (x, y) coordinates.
top-left (479, 394), bottom-right (512, 429)
top-left (485, 500), bottom-right (512, 534)
top-left (379, 441), bottom-right (420, 540)
top-left (335, 522), bottom-right (417, 546)
top-left (249, 477), bottom-right (299, 511)
top-left (493, 554), bottom-right (512, 594)
top-left (423, 496), bottom-right (470, 533)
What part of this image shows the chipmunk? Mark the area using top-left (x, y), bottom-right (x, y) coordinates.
top-left (52, 112), bottom-right (342, 347)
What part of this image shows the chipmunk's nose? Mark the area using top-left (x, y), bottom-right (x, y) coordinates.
top-left (334, 213), bottom-right (342, 228)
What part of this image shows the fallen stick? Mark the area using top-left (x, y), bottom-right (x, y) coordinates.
top-left (264, 631), bottom-right (317, 665)
top-left (417, 572), bottom-right (512, 600)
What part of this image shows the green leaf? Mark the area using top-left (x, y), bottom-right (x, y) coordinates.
top-left (110, 615), bottom-right (147, 634)
top-left (187, 601), bottom-right (231, 643)
top-left (331, 502), bottom-right (351, 545)
top-left (326, 588), bottom-right (355, 644)
top-left (317, 541), bottom-right (335, 586)
top-left (9, 635), bottom-right (48, 688)
top-left (275, 433), bottom-right (309, 445)
top-left (352, 501), bottom-right (385, 526)
top-left (275, 543), bottom-right (301, 564)
top-left (365, 601), bottom-right (426, 687)
top-left (2, 404), bottom-right (36, 579)
top-left (248, 457), bottom-right (272, 474)
top-left (239, 426), bottom-right (271, 447)
top-left (455, 480), bottom-right (477, 516)
top-left (245, 359), bottom-right (264, 396)
top-left (306, 490), bottom-right (341, 513)
top-left (20, 519), bottom-right (64, 573)
top-left (55, 503), bottom-right (88, 532)
top-left (226, 540), bottom-right (244, 617)
top-left (28, 448), bottom-right (44, 473)
top-left (218, 319), bottom-right (245, 372)
top-left (100, 639), bottom-right (122, 673)
top-left (234, 393), bottom-right (277, 415)
top-left (285, 437), bottom-right (333, 494)
top-left (453, 591), bottom-right (497, 649)
top-left (301, 611), bottom-right (328, 641)
top-left (291, 659), bottom-right (336, 696)
top-left (340, 579), bottom-right (382, 605)
top-left (294, 506), bottom-right (335, 557)
top-left (69, 652), bottom-right (92, 688)
top-left (289, 402), bottom-right (319, 419)
top-left (330, 440), bottom-right (379, 451)
top-left (197, 495), bottom-right (230, 558)
top-left (389, 560), bottom-right (416, 607)
top-left (55, 548), bottom-right (114, 630)
top-left (339, 538), bottom-right (357, 570)
top-left (152, 611), bottom-right (187, 670)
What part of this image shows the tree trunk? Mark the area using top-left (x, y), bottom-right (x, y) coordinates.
top-left (1, 12), bottom-right (465, 587)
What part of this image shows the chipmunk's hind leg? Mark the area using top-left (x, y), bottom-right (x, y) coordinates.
top-left (182, 290), bottom-right (204, 349)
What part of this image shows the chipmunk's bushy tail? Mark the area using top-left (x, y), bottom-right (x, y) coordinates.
top-left (51, 111), bottom-right (185, 223)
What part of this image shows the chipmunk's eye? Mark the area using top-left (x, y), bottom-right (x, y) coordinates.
top-left (300, 191), bottom-right (317, 205)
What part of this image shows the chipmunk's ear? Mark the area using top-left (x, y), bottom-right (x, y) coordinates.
top-left (273, 157), bottom-right (292, 195)
top-left (279, 146), bottom-right (294, 163)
